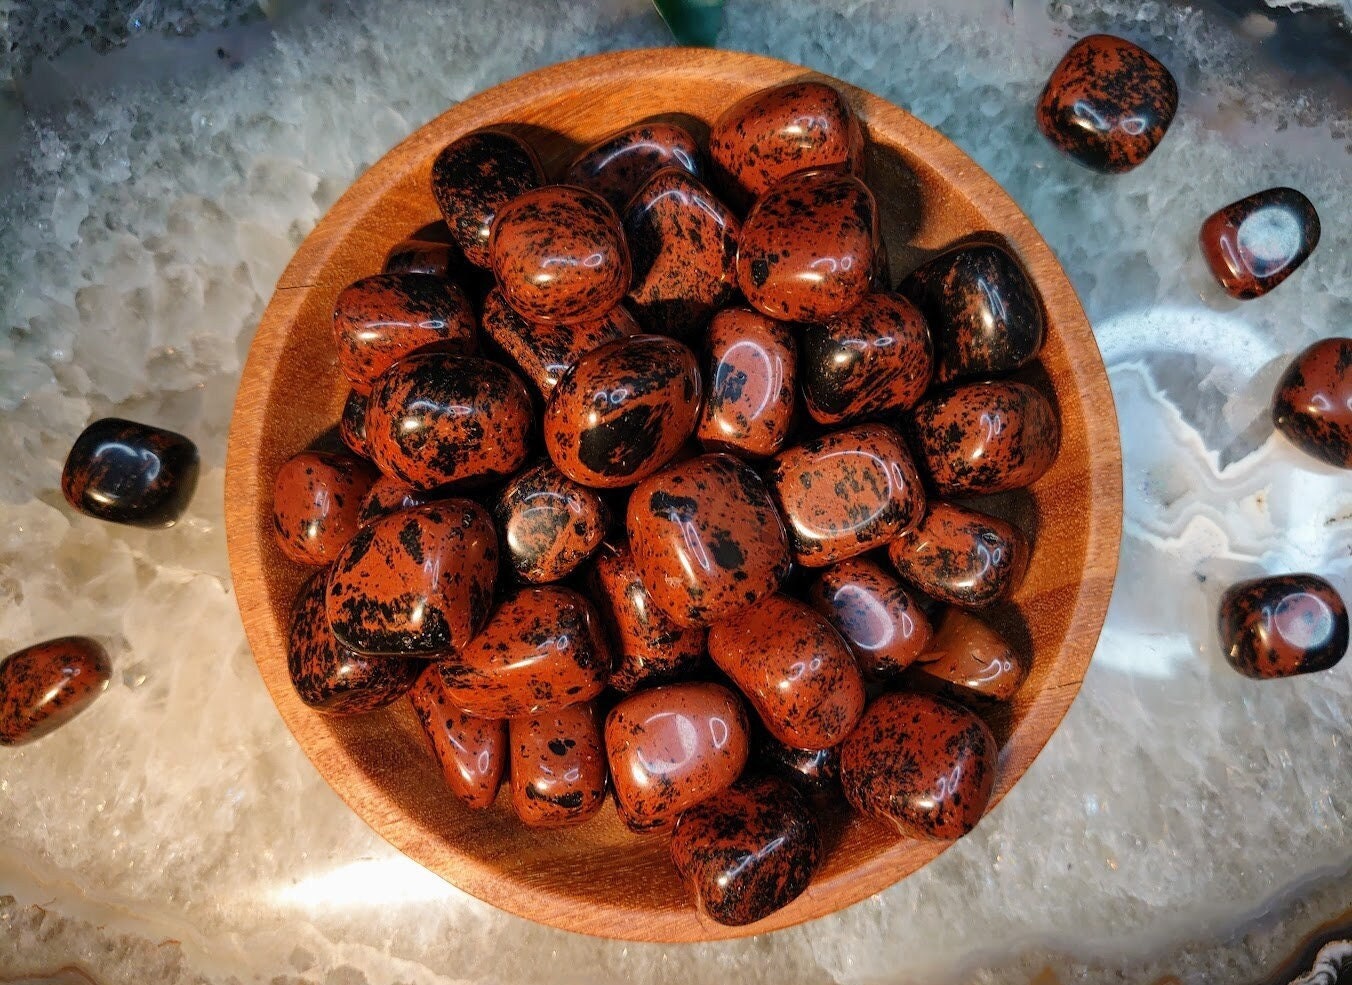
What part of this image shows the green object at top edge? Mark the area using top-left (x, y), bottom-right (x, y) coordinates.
top-left (652, 0), bottom-right (724, 47)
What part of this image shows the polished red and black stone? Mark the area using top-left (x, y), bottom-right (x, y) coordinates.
top-left (62, 417), bottom-right (199, 528)
top-left (1199, 187), bottom-right (1321, 300)
top-left (431, 129), bottom-right (545, 268)
top-left (1217, 573), bottom-right (1348, 679)
top-left (1271, 337), bottom-right (1350, 470)
top-left (0, 636), bottom-right (111, 746)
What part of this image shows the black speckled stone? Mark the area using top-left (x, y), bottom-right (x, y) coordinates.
top-left (61, 417), bottom-right (199, 528)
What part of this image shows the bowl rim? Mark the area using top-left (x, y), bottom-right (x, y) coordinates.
top-left (225, 46), bottom-right (1123, 941)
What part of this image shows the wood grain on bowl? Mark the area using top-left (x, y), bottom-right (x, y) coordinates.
top-left (225, 47), bottom-right (1122, 941)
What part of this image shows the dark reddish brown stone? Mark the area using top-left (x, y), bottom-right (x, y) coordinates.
top-left (841, 691), bottom-right (998, 840)
top-left (908, 381), bottom-right (1061, 495)
top-left (626, 453), bottom-right (791, 627)
top-left (339, 390), bottom-right (369, 458)
top-left (431, 129), bottom-right (545, 267)
top-left (1218, 574), bottom-right (1348, 679)
top-left (325, 500), bottom-right (498, 656)
top-left (383, 238), bottom-right (458, 277)
top-left (480, 287), bottom-right (639, 396)
top-left (409, 667), bottom-right (507, 809)
top-left (509, 701), bottom-right (607, 827)
top-left (489, 185), bottom-right (631, 324)
top-left (768, 423), bottom-right (925, 567)
top-left (1199, 188), bottom-right (1320, 300)
top-left (1035, 33), bottom-right (1177, 174)
top-left (898, 243), bottom-right (1044, 384)
top-left (708, 593), bottom-right (865, 749)
top-left (543, 334), bottom-right (701, 488)
top-left (604, 682), bottom-right (749, 831)
top-left (364, 352), bottom-right (533, 490)
top-left (800, 292), bottom-right (933, 424)
top-left (565, 122), bottom-right (702, 211)
top-left (356, 475), bottom-right (441, 526)
top-left (271, 451), bottom-right (378, 566)
top-left (807, 557), bottom-right (932, 681)
top-left (494, 460), bottom-right (609, 583)
top-left (61, 417), bottom-right (199, 528)
top-left (755, 732), bottom-right (841, 800)
top-left (887, 501), bottom-right (1030, 608)
top-left (429, 586), bottom-right (609, 718)
top-left (1272, 337), bottom-right (1351, 470)
top-left (0, 637), bottom-right (111, 746)
top-left (910, 609), bottom-right (1030, 702)
top-left (709, 81), bottom-right (863, 208)
top-left (624, 167), bottom-right (739, 342)
top-left (670, 775), bottom-right (821, 926)
top-left (587, 541), bottom-right (706, 692)
top-left (696, 308), bottom-right (797, 458)
top-left (331, 273), bottom-right (476, 394)
top-left (288, 572), bottom-right (418, 715)
top-left (736, 170), bottom-right (877, 323)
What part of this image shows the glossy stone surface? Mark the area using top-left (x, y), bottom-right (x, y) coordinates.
top-left (626, 453), bottom-right (791, 627)
top-left (624, 167), bottom-right (739, 342)
top-left (270, 451), bottom-right (377, 566)
top-left (898, 242), bottom-right (1044, 384)
top-left (0, 637), bottom-right (110, 746)
top-left (480, 286), bottom-right (638, 396)
top-left (331, 273), bottom-right (476, 394)
top-left (543, 334), bottom-right (701, 488)
top-left (493, 460), bottom-right (608, 583)
top-left (339, 389), bottom-right (369, 458)
top-left (1199, 188), bottom-right (1320, 300)
top-left (768, 423), bottom-right (925, 567)
top-left (736, 170), bottom-right (878, 323)
top-left (696, 307), bottom-right (797, 458)
top-left (670, 775), bottom-right (821, 927)
top-left (841, 691), bottom-right (998, 840)
top-left (755, 733), bottom-right (841, 801)
top-left (887, 501), bottom-right (1030, 609)
top-left (1271, 337), bottom-right (1352, 469)
top-left (61, 417), bottom-right (200, 528)
top-left (431, 128), bottom-right (545, 267)
top-left (325, 500), bottom-right (497, 656)
top-left (509, 701), bottom-right (607, 828)
top-left (383, 238), bottom-right (458, 278)
top-left (429, 586), bottom-right (609, 718)
top-left (604, 682), bottom-right (749, 832)
top-left (708, 593), bottom-right (865, 749)
top-left (908, 381), bottom-right (1061, 495)
top-left (489, 185), bottom-right (631, 324)
top-left (1036, 33), bottom-right (1178, 174)
top-left (565, 122), bottom-right (702, 211)
top-left (708, 81), bottom-right (863, 207)
top-left (807, 557), bottom-right (932, 681)
top-left (355, 475), bottom-right (441, 526)
top-left (910, 609), bottom-right (1030, 702)
top-left (801, 292), bottom-right (933, 424)
top-left (409, 667), bottom-right (507, 809)
top-left (287, 572), bottom-right (418, 716)
top-left (365, 352), bottom-right (533, 490)
top-left (587, 541), bottom-right (706, 692)
top-left (1217, 574), bottom-right (1349, 680)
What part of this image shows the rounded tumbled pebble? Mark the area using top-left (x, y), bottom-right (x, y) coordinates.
top-left (431, 129), bottom-right (545, 267)
top-left (841, 691), bottom-right (998, 840)
top-left (544, 334), bottom-right (701, 488)
top-left (364, 352), bottom-right (533, 490)
top-left (409, 667), bottom-right (507, 808)
top-left (1199, 188), bottom-right (1320, 301)
top-left (325, 500), bottom-right (498, 656)
top-left (288, 572), bottom-right (418, 715)
top-left (62, 417), bottom-right (199, 528)
top-left (565, 122), bottom-right (702, 212)
top-left (910, 609), bottom-right (1030, 702)
top-left (509, 701), bottom-right (607, 828)
top-left (383, 238), bottom-right (458, 277)
top-left (490, 185), bottom-right (631, 324)
top-left (807, 557), bottom-right (932, 681)
top-left (494, 460), bottom-right (609, 583)
top-left (708, 593), bottom-right (865, 749)
top-left (755, 732), bottom-right (842, 801)
top-left (696, 307), bottom-right (797, 458)
top-left (356, 474), bottom-right (441, 526)
top-left (1217, 573), bottom-right (1348, 679)
top-left (670, 774), bottom-right (821, 927)
top-left (271, 450), bottom-right (378, 565)
top-left (0, 637), bottom-right (111, 746)
top-left (887, 501), bottom-right (1030, 608)
top-left (1271, 337), bottom-right (1351, 469)
top-left (604, 682), bottom-right (749, 831)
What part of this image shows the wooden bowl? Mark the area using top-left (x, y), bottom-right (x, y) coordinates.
top-left (225, 47), bottom-right (1122, 941)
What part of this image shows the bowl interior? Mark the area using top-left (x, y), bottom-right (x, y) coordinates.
top-left (225, 48), bottom-right (1122, 941)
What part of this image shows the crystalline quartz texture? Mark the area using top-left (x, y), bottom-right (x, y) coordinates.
top-left (0, 0), bottom-right (1349, 982)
